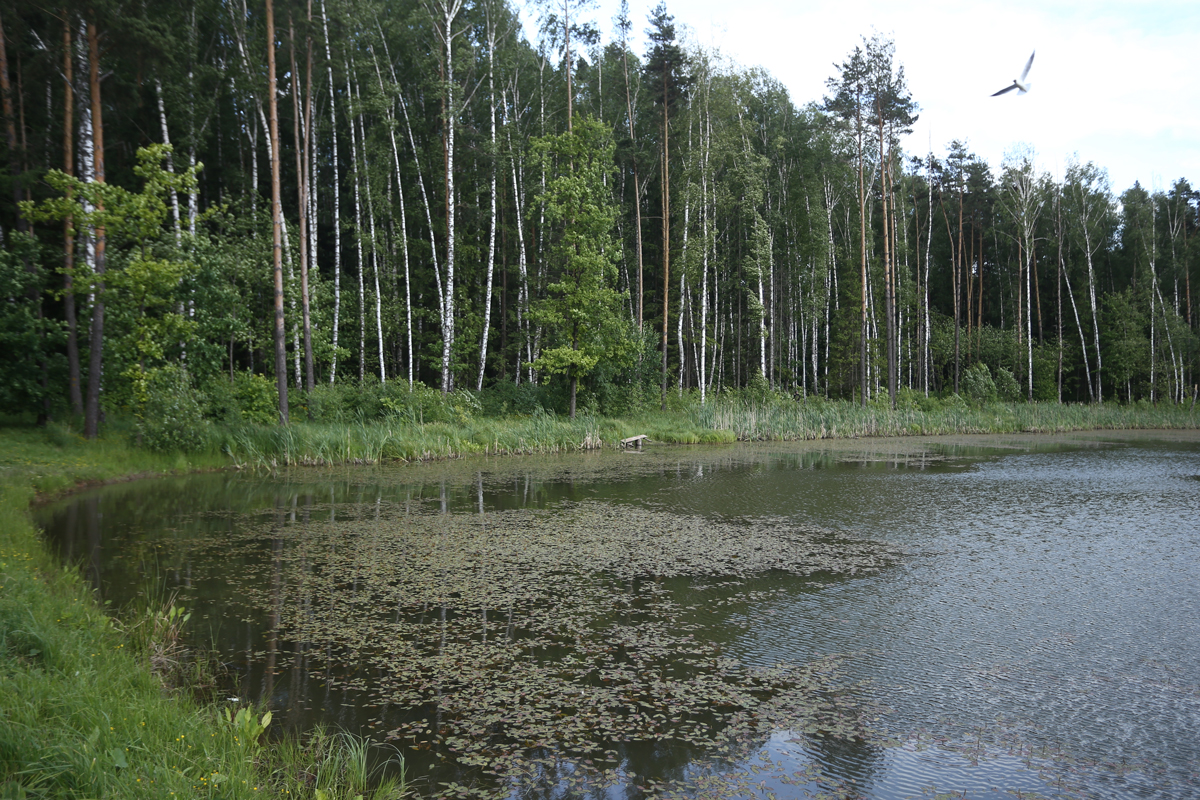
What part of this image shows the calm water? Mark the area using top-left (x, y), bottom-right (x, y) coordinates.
top-left (38, 432), bottom-right (1200, 799)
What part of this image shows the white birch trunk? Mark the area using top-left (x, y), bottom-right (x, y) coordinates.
top-left (321, 0), bottom-right (342, 382)
top-left (354, 80), bottom-right (386, 383)
top-left (477, 12), bottom-right (499, 392)
top-left (436, 0), bottom-right (464, 393)
top-left (1061, 248), bottom-right (1093, 400)
top-left (344, 59), bottom-right (366, 381)
top-left (154, 78), bottom-right (181, 243)
top-left (371, 41), bottom-right (415, 389)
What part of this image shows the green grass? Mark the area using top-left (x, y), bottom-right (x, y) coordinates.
top-left (2, 395), bottom-right (1195, 795)
top-left (694, 394), bottom-right (1199, 441)
top-left (212, 394), bottom-right (1198, 468)
top-left (0, 422), bottom-right (405, 799)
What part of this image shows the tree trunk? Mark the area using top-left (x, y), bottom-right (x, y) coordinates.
top-left (618, 18), bottom-right (645, 332)
top-left (371, 40), bottom-right (414, 389)
top-left (265, 0), bottom-right (289, 424)
top-left (477, 11), bottom-right (499, 391)
top-left (660, 77), bottom-right (671, 410)
top-left (62, 17), bottom-right (83, 416)
top-left (346, 61), bottom-right (365, 382)
top-left (290, 12), bottom-right (313, 396)
top-left (353, 79), bottom-right (385, 383)
top-left (321, 0), bottom-right (342, 384)
top-left (84, 18), bottom-right (106, 438)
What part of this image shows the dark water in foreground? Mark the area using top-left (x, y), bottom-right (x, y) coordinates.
top-left (38, 432), bottom-right (1200, 799)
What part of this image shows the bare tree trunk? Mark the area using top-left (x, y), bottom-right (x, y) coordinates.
top-left (154, 78), bottom-right (181, 242)
top-left (477, 8), bottom-right (499, 391)
top-left (290, 12), bottom-right (313, 396)
top-left (435, 0), bottom-right (464, 394)
top-left (321, 0), bottom-right (342, 383)
top-left (877, 115), bottom-right (896, 407)
top-left (660, 82), bottom-right (671, 410)
top-left (83, 18), bottom-right (106, 438)
top-left (346, 60), bottom-right (365, 382)
top-left (265, 0), bottom-right (289, 424)
top-left (61, 17), bottom-right (83, 416)
top-left (353, 79), bottom-right (385, 383)
top-left (618, 9), bottom-right (645, 331)
top-left (371, 38), bottom-right (414, 389)
top-left (305, 0), bottom-right (316, 392)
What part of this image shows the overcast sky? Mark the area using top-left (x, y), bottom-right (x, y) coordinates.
top-left (523, 0), bottom-right (1200, 194)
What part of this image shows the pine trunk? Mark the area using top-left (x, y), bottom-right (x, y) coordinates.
top-left (265, 0), bottom-right (289, 424)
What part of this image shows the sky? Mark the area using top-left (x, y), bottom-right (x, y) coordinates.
top-left (521, 0), bottom-right (1200, 194)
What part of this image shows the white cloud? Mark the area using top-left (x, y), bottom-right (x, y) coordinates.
top-left (548, 0), bottom-right (1200, 191)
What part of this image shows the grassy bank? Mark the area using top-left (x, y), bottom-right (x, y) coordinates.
top-left (3, 395), bottom-right (1196, 796)
top-left (215, 392), bottom-right (1199, 468)
top-left (0, 425), bottom-right (402, 799)
top-left (696, 393), bottom-right (1200, 442)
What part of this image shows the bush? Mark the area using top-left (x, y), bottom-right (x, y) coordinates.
top-left (381, 383), bottom-right (479, 425)
top-left (202, 372), bottom-right (279, 425)
top-left (995, 367), bottom-right (1021, 402)
top-left (479, 382), bottom-right (542, 416)
top-left (140, 367), bottom-right (211, 452)
top-left (962, 362), bottom-right (998, 404)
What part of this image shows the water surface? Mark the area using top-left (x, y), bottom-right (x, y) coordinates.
top-left (39, 431), bottom-right (1200, 799)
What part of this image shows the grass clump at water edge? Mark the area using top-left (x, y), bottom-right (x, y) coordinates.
top-left (0, 422), bottom-right (406, 798)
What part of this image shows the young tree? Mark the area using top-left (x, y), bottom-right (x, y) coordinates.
top-left (999, 149), bottom-right (1045, 401)
top-left (865, 34), bottom-right (917, 408)
top-left (644, 2), bottom-right (686, 409)
top-left (1064, 160), bottom-right (1113, 402)
top-left (824, 42), bottom-right (872, 404)
top-left (530, 115), bottom-right (633, 417)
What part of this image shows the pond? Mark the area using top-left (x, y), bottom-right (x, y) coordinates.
top-left (38, 431), bottom-right (1200, 799)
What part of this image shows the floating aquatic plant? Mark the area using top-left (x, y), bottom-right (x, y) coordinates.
top-left (194, 499), bottom-right (902, 798)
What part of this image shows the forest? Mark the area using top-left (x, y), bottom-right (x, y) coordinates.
top-left (1, 0), bottom-right (1197, 438)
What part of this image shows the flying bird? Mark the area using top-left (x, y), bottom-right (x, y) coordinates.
top-left (992, 51), bottom-right (1036, 96)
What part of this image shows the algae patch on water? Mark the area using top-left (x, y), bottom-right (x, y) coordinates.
top-left (213, 500), bottom-right (900, 797)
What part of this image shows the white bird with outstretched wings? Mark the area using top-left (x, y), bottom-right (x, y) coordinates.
top-left (992, 51), bottom-right (1036, 96)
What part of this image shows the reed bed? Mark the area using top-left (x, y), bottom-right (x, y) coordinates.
top-left (215, 396), bottom-right (1197, 469)
top-left (694, 396), bottom-right (1199, 441)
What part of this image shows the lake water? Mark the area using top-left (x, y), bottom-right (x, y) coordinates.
top-left (38, 431), bottom-right (1200, 799)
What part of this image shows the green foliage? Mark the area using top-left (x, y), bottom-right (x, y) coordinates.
top-left (305, 379), bottom-right (479, 425)
top-left (1102, 288), bottom-right (1148, 398)
top-left (995, 366), bottom-right (1021, 402)
top-left (530, 116), bottom-right (636, 411)
top-left (962, 362), bottom-right (999, 404)
top-left (139, 366), bottom-right (211, 452)
top-left (221, 706), bottom-right (272, 754)
top-left (477, 382), bottom-right (555, 417)
top-left (202, 371), bottom-right (279, 426)
top-left (0, 234), bottom-right (64, 415)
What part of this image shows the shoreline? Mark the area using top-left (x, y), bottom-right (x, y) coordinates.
top-left (4, 408), bottom-right (1198, 797)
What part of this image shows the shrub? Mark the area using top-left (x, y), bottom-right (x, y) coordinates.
top-left (140, 367), bottom-right (211, 452)
top-left (962, 362), bottom-right (999, 404)
top-left (202, 372), bottom-right (279, 425)
top-left (478, 381), bottom-right (552, 417)
top-left (995, 367), bottom-right (1021, 402)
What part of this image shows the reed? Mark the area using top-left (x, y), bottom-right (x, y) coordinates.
top-left (693, 394), bottom-right (1198, 441)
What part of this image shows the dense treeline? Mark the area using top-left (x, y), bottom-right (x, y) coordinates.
top-left (1, 0), bottom-right (1196, 436)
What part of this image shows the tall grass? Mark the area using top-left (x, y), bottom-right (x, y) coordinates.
top-left (213, 394), bottom-right (1198, 469)
top-left (0, 423), bottom-right (406, 798)
top-left (693, 394), bottom-right (1199, 441)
